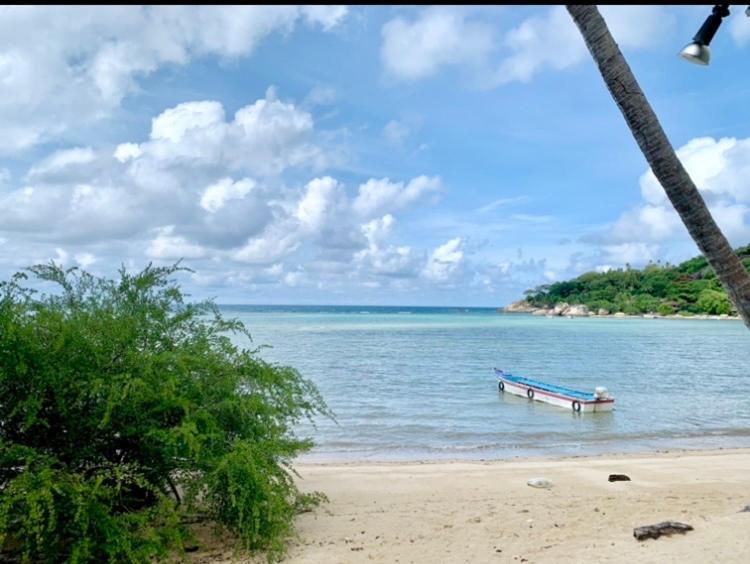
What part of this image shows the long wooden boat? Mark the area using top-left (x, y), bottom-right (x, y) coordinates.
top-left (494, 368), bottom-right (614, 413)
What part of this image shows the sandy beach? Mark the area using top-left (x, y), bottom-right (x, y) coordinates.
top-left (193, 448), bottom-right (750, 563)
top-left (192, 448), bottom-right (750, 563)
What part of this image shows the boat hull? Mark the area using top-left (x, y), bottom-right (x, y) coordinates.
top-left (498, 377), bottom-right (614, 413)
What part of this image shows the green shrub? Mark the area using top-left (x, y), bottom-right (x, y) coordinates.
top-left (587, 300), bottom-right (615, 313)
top-left (656, 303), bottom-right (674, 316)
top-left (632, 293), bottom-right (658, 314)
top-left (0, 263), bottom-right (329, 562)
top-left (696, 288), bottom-right (732, 315)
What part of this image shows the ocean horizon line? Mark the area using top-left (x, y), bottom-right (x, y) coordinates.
top-left (216, 303), bottom-right (502, 309)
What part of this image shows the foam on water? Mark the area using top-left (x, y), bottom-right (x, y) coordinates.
top-left (222, 306), bottom-right (750, 462)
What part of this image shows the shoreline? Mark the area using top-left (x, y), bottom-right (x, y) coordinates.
top-left (294, 444), bottom-right (750, 468)
top-left (501, 299), bottom-right (743, 320)
top-left (502, 310), bottom-right (742, 321)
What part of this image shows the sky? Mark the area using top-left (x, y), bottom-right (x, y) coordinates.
top-left (1, 5), bottom-right (750, 307)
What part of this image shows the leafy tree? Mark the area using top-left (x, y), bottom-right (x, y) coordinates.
top-left (0, 263), bottom-right (329, 563)
top-left (633, 293), bottom-right (659, 314)
top-left (523, 244), bottom-right (748, 316)
top-left (696, 289), bottom-right (733, 315)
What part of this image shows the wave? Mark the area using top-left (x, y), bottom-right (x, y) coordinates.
top-left (299, 430), bottom-right (750, 463)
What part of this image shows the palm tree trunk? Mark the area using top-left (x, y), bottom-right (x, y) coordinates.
top-left (566, 5), bottom-right (750, 330)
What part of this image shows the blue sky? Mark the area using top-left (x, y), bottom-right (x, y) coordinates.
top-left (1, 5), bottom-right (750, 306)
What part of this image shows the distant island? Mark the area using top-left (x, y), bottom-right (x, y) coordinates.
top-left (505, 244), bottom-right (750, 319)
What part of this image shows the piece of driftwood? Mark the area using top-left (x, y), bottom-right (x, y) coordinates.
top-left (633, 521), bottom-right (693, 540)
top-left (608, 474), bottom-right (631, 482)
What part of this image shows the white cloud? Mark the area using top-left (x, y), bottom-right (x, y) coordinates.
top-left (495, 6), bottom-right (672, 85)
top-left (710, 202), bottom-right (750, 241)
top-left (201, 178), bottom-right (256, 213)
top-left (301, 5), bottom-right (348, 31)
top-left (476, 196), bottom-right (528, 213)
top-left (511, 213), bottom-right (553, 223)
top-left (471, 254), bottom-right (553, 296)
top-left (0, 91), bottom-right (318, 246)
top-left (361, 214), bottom-right (395, 244)
top-left (296, 176), bottom-right (342, 233)
top-left (75, 252), bottom-right (97, 268)
top-left (225, 171), bottom-right (443, 275)
top-left (54, 248), bottom-right (69, 264)
top-left (639, 137), bottom-right (749, 206)
top-left (608, 136), bottom-right (750, 247)
top-left (135, 92), bottom-right (321, 176)
top-left (577, 135), bottom-right (750, 277)
top-left (600, 243), bottom-right (659, 266)
top-left (114, 143), bottom-right (142, 163)
top-left (354, 215), bottom-right (422, 278)
top-left (146, 226), bottom-right (207, 259)
top-left (0, 76), bottom-right (467, 299)
top-left (423, 237), bottom-right (464, 282)
top-left (27, 148), bottom-right (96, 180)
top-left (283, 271), bottom-right (305, 287)
top-left (151, 101), bottom-right (226, 143)
top-left (495, 7), bottom-right (584, 84)
top-left (609, 205), bottom-right (683, 243)
top-left (358, 244), bottom-right (418, 278)
top-left (234, 91), bottom-right (323, 174)
top-left (0, 6), bottom-right (348, 154)
top-left (353, 175), bottom-right (441, 218)
top-left (380, 6), bottom-right (672, 87)
top-left (381, 7), bottom-right (494, 80)
top-left (231, 227), bottom-right (301, 265)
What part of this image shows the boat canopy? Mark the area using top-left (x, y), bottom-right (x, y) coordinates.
top-left (494, 369), bottom-right (595, 401)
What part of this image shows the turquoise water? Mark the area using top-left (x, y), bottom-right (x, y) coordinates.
top-left (223, 306), bottom-right (750, 462)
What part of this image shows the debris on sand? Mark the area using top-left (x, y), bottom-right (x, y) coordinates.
top-left (633, 521), bottom-right (693, 541)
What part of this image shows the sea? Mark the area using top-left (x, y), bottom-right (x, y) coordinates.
top-left (221, 305), bottom-right (750, 462)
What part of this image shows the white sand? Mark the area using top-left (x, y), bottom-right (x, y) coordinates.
top-left (197, 448), bottom-right (750, 563)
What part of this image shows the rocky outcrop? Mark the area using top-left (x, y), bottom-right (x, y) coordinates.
top-left (503, 300), bottom-right (537, 313)
top-left (565, 304), bottom-right (589, 317)
top-left (502, 299), bottom-right (742, 320)
top-left (552, 302), bottom-right (570, 316)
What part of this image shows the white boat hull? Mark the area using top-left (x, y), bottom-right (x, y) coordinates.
top-left (498, 378), bottom-right (614, 413)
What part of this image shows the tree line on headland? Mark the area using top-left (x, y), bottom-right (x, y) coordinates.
top-left (519, 244), bottom-right (750, 317)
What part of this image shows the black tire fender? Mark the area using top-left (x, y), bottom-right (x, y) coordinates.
top-left (498, 381), bottom-right (505, 391)
top-left (527, 388), bottom-right (534, 400)
top-left (572, 400), bottom-right (581, 412)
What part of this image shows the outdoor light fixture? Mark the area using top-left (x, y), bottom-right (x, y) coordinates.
top-left (679, 4), bottom-right (731, 65)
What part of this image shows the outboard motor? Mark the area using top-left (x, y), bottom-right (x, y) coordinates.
top-left (594, 386), bottom-right (611, 400)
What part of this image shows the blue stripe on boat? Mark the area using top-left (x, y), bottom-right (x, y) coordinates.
top-left (494, 369), bottom-right (595, 401)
